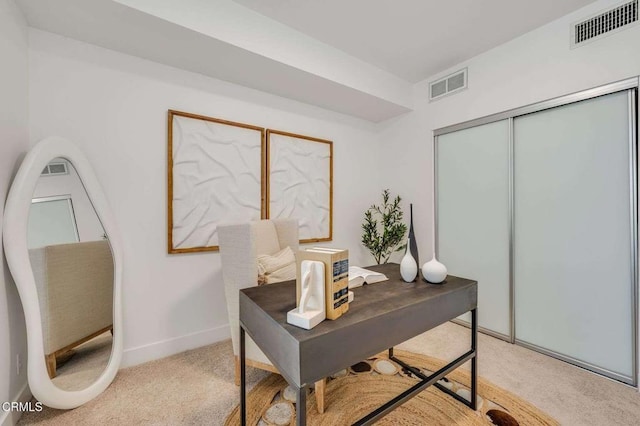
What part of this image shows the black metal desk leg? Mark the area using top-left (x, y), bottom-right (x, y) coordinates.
top-left (240, 326), bottom-right (247, 426)
top-left (296, 385), bottom-right (306, 426)
top-left (471, 308), bottom-right (478, 411)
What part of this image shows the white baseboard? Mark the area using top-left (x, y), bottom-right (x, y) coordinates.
top-left (1, 382), bottom-right (32, 426)
top-left (121, 324), bottom-right (230, 368)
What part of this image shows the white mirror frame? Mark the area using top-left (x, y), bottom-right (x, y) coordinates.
top-left (3, 137), bottom-right (123, 409)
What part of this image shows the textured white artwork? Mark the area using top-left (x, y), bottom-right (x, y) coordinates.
top-left (170, 113), bottom-right (263, 252)
top-left (268, 131), bottom-right (332, 242)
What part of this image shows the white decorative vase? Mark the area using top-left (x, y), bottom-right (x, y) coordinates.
top-left (400, 237), bottom-right (418, 282)
top-left (422, 254), bottom-right (447, 284)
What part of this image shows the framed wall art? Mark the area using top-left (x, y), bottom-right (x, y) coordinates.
top-left (266, 129), bottom-right (333, 243)
top-left (168, 110), bottom-right (265, 253)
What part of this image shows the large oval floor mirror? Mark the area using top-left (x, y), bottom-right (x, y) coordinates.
top-left (3, 137), bottom-right (123, 409)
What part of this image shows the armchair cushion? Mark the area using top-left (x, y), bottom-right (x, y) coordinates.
top-left (257, 246), bottom-right (296, 285)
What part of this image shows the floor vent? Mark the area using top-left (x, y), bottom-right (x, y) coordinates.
top-left (429, 68), bottom-right (467, 101)
top-left (572, 0), bottom-right (638, 47)
top-left (41, 161), bottom-right (69, 176)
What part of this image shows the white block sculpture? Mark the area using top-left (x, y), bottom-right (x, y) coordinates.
top-left (287, 260), bottom-right (326, 329)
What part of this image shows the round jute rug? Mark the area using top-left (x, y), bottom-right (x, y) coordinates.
top-left (225, 350), bottom-right (558, 426)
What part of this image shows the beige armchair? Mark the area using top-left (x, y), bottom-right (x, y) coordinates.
top-left (218, 219), bottom-right (326, 413)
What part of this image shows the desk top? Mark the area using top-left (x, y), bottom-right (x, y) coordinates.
top-left (239, 263), bottom-right (477, 386)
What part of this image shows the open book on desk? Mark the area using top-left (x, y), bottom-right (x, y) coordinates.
top-left (348, 266), bottom-right (388, 289)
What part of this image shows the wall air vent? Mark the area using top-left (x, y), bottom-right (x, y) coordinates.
top-left (572, 0), bottom-right (638, 47)
top-left (41, 161), bottom-right (69, 176)
top-left (429, 68), bottom-right (467, 101)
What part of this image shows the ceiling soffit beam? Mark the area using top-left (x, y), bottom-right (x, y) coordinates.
top-left (18, 0), bottom-right (413, 122)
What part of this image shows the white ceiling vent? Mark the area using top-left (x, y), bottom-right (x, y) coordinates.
top-left (41, 161), bottom-right (69, 177)
top-left (429, 68), bottom-right (467, 101)
top-left (571, 0), bottom-right (638, 48)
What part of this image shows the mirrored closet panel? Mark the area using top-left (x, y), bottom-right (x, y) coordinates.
top-left (513, 91), bottom-right (635, 383)
top-left (435, 78), bottom-right (637, 385)
top-left (436, 120), bottom-right (511, 338)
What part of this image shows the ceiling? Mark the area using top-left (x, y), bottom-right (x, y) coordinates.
top-left (234, 0), bottom-right (598, 82)
top-left (17, 0), bottom-right (600, 122)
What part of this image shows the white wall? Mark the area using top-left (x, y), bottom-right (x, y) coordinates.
top-left (380, 0), bottom-right (640, 263)
top-left (0, 0), bottom-right (30, 424)
top-left (28, 29), bottom-right (385, 366)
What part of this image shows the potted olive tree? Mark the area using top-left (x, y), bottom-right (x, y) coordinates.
top-left (361, 189), bottom-right (407, 264)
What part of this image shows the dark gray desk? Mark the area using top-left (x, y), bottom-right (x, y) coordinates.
top-left (239, 263), bottom-right (478, 425)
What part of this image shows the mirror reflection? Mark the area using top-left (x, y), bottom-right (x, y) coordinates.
top-left (27, 158), bottom-right (114, 391)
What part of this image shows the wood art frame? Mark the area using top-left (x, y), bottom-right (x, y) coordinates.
top-left (168, 110), bottom-right (265, 254)
top-left (266, 129), bottom-right (333, 243)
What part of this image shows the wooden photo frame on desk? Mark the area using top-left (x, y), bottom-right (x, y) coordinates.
top-left (168, 110), bottom-right (265, 254)
top-left (266, 129), bottom-right (333, 243)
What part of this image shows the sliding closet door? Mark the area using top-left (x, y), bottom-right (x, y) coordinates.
top-left (514, 90), bottom-right (635, 383)
top-left (437, 120), bottom-right (511, 337)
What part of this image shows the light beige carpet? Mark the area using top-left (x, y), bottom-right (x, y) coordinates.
top-left (19, 322), bottom-right (640, 425)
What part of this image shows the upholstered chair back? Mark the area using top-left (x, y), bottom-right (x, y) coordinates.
top-left (218, 219), bottom-right (299, 360)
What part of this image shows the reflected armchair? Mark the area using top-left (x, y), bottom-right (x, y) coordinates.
top-left (29, 240), bottom-right (114, 378)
